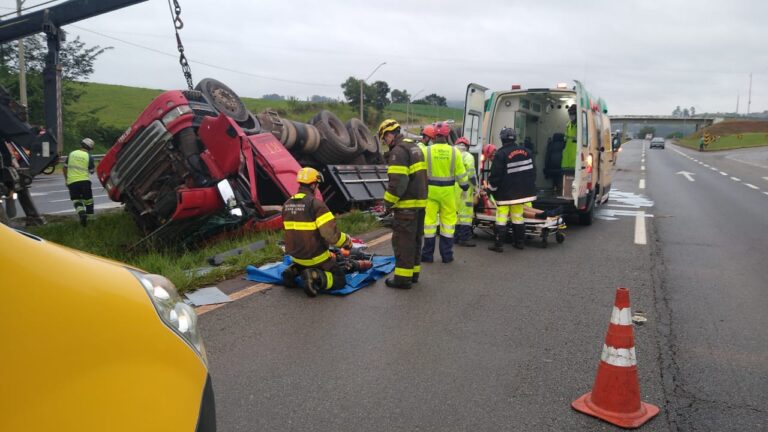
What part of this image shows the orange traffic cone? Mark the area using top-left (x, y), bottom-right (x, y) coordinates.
top-left (571, 287), bottom-right (660, 429)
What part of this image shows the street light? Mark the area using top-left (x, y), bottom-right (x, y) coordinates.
top-left (360, 61), bottom-right (386, 123)
top-left (407, 89), bottom-right (425, 128)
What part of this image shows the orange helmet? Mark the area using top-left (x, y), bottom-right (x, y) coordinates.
top-left (455, 137), bottom-right (470, 148)
top-left (421, 125), bottom-right (436, 140)
top-left (482, 144), bottom-right (497, 160)
top-left (433, 122), bottom-right (451, 137)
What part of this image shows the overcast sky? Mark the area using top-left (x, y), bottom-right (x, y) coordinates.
top-left (3, 0), bottom-right (767, 115)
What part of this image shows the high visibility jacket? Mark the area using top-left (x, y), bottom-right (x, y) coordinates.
top-left (488, 143), bottom-right (536, 205)
top-left (460, 150), bottom-right (477, 188)
top-left (425, 143), bottom-right (468, 189)
top-left (282, 185), bottom-right (348, 269)
top-left (65, 149), bottom-right (93, 185)
top-left (561, 121), bottom-right (577, 169)
top-left (384, 135), bottom-right (428, 209)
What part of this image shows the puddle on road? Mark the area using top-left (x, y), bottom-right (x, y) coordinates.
top-left (596, 189), bottom-right (655, 221)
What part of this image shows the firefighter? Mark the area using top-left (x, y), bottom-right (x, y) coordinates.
top-left (281, 167), bottom-right (352, 297)
top-left (487, 127), bottom-right (536, 252)
top-left (454, 136), bottom-right (477, 247)
top-left (561, 104), bottom-right (578, 170)
top-left (378, 119), bottom-right (428, 289)
top-left (422, 122), bottom-right (468, 263)
top-left (63, 138), bottom-right (95, 226)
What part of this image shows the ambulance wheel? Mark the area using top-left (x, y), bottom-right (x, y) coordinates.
top-left (556, 232), bottom-right (565, 243)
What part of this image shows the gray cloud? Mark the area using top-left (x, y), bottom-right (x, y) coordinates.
top-left (8, 0), bottom-right (766, 115)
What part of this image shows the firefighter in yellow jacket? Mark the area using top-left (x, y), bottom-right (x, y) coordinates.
top-left (281, 167), bottom-right (352, 297)
top-left (379, 119), bottom-right (428, 289)
top-left (454, 136), bottom-right (477, 247)
top-left (421, 122), bottom-right (468, 263)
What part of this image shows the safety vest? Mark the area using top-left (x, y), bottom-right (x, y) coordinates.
top-left (66, 149), bottom-right (91, 185)
top-left (561, 121), bottom-right (577, 169)
top-left (460, 150), bottom-right (477, 187)
top-left (425, 143), bottom-right (468, 188)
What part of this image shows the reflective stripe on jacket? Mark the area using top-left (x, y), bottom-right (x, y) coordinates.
top-left (282, 186), bottom-right (347, 268)
top-left (384, 135), bottom-right (428, 209)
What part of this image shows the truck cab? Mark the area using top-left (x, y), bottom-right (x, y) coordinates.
top-left (462, 81), bottom-right (615, 225)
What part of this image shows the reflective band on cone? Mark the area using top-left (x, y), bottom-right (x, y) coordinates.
top-left (571, 287), bottom-right (660, 428)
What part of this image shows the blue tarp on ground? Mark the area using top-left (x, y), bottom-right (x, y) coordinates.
top-left (245, 255), bottom-right (395, 295)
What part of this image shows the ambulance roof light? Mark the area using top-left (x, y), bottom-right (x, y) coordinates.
top-left (511, 84), bottom-right (521, 90)
top-left (556, 82), bottom-right (568, 89)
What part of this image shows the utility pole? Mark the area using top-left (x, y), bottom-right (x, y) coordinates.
top-left (736, 91), bottom-right (739, 114)
top-left (359, 62), bottom-right (386, 123)
top-left (747, 73), bottom-right (752, 115)
top-left (16, 0), bottom-right (27, 113)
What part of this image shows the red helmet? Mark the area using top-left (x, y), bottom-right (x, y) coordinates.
top-left (433, 122), bottom-right (451, 137)
top-left (455, 137), bottom-right (470, 147)
top-left (482, 144), bottom-right (497, 160)
top-left (421, 125), bottom-right (436, 139)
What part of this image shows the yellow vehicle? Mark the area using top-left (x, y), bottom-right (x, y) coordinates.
top-left (463, 81), bottom-right (616, 225)
top-left (0, 223), bottom-right (216, 431)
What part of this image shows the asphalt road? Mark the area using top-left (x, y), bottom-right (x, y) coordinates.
top-left (14, 172), bottom-right (121, 216)
top-left (643, 140), bottom-right (768, 431)
top-left (200, 141), bottom-right (671, 431)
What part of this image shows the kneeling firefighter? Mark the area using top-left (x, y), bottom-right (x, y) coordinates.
top-left (487, 127), bottom-right (536, 252)
top-left (281, 167), bottom-right (352, 297)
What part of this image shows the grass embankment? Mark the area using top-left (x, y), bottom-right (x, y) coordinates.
top-left (676, 120), bottom-right (768, 151)
top-left (28, 210), bottom-right (380, 293)
top-left (384, 103), bottom-right (463, 127)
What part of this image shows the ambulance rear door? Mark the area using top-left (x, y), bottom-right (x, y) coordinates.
top-left (463, 83), bottom-right (488, 155)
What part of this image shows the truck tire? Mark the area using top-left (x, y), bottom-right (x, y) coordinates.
top-left (195, 78), bottom-right (249, 122)
top-left (291, 121), bottom-right (321, 155)
top-left (280, 118), bottom-right (297, 150)
top-left (310, 110), bottom-right (358, 164)
top-left (346, 118), bottom-right (377, 153)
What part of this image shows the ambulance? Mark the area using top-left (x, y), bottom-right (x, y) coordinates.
top-left (462, 81), bottom-right (615, 225)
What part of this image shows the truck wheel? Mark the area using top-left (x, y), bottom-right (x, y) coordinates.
top-left (238, 111), bottom-right (261, 135)
top-left (346, 118), bottom-right (377, 153)
top-left (291, 121), bottom-right (321, 155)
top-left (578, 194), bottom-right (595, 226)
top-left (195, 78), bottom-right (249, 122)
top-left (311, 110), bottom-right (359, 164)
top-left (280, 119), bottom-right (297, 150)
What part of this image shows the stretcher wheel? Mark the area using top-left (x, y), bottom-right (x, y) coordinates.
top-left (556, 232), bottom-right (565, 244)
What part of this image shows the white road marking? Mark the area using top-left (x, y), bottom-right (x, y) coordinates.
top-left (710, 167), bottom-right (718, 171)
top-left (48, 202), bottom-right (123, 214)
top-left (763, 177), bottom-right (768, 182)
top-left (635, 211), bottom-right (647, 245)
top-left (731, 177), bottom-right (741, 182)
top-left (607, 204), bottom-right (640, 208)
top-left (744, 183), bottom-right (759, 190)
top-left (30, 192), bottom-right (47, 197)
top-left (50, 194), bottom-right (107, 203)
top-left (720, 171), bottom-right (728, 176)
top-left (764, 192), bottom-right (768, 197)
top-left (641, 165), bottom-right (645, 171)
top-left (639, 179), bottom-right (645, 189)
top-left (677, 171), bottom-right (695, 182)
top-left (703, 164), bottom-right (710, 168)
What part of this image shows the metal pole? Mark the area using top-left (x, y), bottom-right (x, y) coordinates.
top-left (16, 0), bottom-right (27, 111)
top-left (747, 73), bottom-right (752, 115)
top-left (359, 79), bottom-right (364, 121)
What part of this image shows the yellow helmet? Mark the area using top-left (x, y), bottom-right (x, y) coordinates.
top-left (377, 119), bottom-right (400, 140)
top-left (296, 167), bottom-right (323, 185)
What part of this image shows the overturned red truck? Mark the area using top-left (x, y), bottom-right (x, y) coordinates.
top-left (97, 78), bottom-right (388, 244)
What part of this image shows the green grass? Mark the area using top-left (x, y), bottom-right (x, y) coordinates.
top-left (383, 102), bottom-right (464, 128)
top-left (27, 209), bottom-right (380, 292)
top-left (678, 132), bottom-right (768, 151)
top-left (71, 83), bottom-right (164, 127)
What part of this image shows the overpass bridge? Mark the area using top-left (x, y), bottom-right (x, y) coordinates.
top-left (609, 115), bottom-right (717, 137)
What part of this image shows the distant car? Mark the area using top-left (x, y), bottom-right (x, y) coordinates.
top-left (650, 137), bottom-right (665, 149)
top-left (0, 223), bottom-right (216, 431)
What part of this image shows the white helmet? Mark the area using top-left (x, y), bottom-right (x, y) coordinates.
top-left (81, 138), bottom-right (95, 150)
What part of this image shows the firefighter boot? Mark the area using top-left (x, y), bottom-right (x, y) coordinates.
top-left (385, 276), bottom-right (412, 289)
top-left (488, 225), bottom-right (505, 253)
top-left (512, 223), bottom-right (525, 250)
top-left (79, 213), bottom-right (87, 227)
top-left (421, 237), bottom-right (436, 263)
top-left (300, 268), bottom-right (326, 297)
top-left (281, 265), bottom-right (300, 288)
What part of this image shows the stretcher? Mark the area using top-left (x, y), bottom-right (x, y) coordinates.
top-left (473, 208), bottom-right (566, 247)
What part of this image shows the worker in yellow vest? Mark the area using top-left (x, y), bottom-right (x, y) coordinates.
top-left (561, 104), bottom-right (578, 170)
top-left (421, 122), bottom-right (468, 263)
top-left (454, 136), bottom-right (477, 247)
top-left (63, 138), bottom-right (95, 226)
